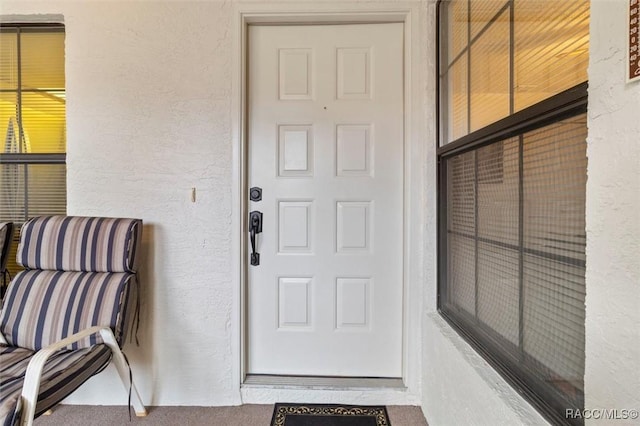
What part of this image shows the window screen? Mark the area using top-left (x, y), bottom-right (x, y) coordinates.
top-left (437, 1), bottom-right (589, 424)
top-left (442, 115), bottom-right (587, 416)
top-left (0, 25), bottom-right (66, 276)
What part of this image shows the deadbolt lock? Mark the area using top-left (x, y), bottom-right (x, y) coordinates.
top-left (250, 187), bottom-right (262, 202)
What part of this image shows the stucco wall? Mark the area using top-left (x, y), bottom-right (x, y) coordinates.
top-left (421, 314), bottom-right (549, 425)
top-left (2, 0), bottom-right (240, 406)
top-left (585, 1), bottom-right (640, 424)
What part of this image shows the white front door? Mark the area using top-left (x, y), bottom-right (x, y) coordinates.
top-left (247, 23), bottom-right (404, 378)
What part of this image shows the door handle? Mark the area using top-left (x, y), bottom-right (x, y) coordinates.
top-left (249, 211), bottom-right (263, 266)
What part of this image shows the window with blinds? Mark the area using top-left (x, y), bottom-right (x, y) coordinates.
top-left (437, 1), bottom-right (589, 424)
top-left (0, 25), bottom-right (66, 276)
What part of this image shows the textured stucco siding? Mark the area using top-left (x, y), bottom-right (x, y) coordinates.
top-left (585, 1), bottom-right (640, 424)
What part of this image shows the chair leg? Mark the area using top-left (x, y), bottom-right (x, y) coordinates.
top-left (99, 329), bottom-right (147, 417)
top-left (20, 360), bottom-right (43, 426)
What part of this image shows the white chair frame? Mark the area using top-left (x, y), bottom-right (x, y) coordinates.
top-left (0, 327), bottom-right (146, 426)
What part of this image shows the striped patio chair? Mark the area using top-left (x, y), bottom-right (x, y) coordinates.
top-left (0, 222), bottom-right (14, 300)
top-left (0, 216), bottom-right (147, 426)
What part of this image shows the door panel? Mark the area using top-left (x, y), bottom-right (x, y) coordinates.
top-left (247, 23), bottom-right (404, 377)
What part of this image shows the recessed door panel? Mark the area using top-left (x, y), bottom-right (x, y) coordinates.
top-left (337, 47), bottom-right (372, 99)
top-left (279, 49), bottom-right (313, 100)
top-left (278, 125), bottom-right (313, 176)
top-left (336, 201), bottom-right (372, 253)
top-left (337, 124), bottom-right (372, 177)
top-left (336, 277), bottom-right (371, 329)
top-left (278, 277), bottom-right (313, 329)
top-left (278, 201), bottom-right (313, 253)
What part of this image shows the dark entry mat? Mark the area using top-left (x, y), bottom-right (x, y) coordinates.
top-left (270, 403), bottom-right (390, 426)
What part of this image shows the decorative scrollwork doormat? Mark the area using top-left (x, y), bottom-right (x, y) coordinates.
top-left (270, 403), bottom-right (391, 426)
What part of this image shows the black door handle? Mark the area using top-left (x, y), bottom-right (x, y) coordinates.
top-left (249, 211), bottom-right (263, 266)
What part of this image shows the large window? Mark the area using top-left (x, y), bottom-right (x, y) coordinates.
top-left (437, 1), bottom-right (589, 424)
top-left (0, 24), bottom-right (66, 275)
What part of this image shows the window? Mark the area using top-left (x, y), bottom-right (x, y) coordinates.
top-left (437, 1), bottom-right (589, 424)
top-left (0, 24), bottom-right (66, 276)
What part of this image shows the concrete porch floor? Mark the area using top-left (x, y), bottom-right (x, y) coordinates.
top-left (34, 404), bottom-right (429, 425)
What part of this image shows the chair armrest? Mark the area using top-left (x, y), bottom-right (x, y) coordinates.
top-left (19, 326), bottom-right (114, 426)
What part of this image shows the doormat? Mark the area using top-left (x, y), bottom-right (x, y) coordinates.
top-left (270, 403), bottom-right (390, 426)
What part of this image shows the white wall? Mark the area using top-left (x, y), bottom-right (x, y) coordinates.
top-left (585, 1), bottom-right (640, 424)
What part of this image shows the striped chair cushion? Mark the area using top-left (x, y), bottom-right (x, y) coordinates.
top-left (17, 216), bottom-right (142, 273)
top-left (0, 343), bottom-right (112, 426)
top-left (0, 270), bottom-right (135, 351)
top-left (0, 223), bottom-right (13, 273)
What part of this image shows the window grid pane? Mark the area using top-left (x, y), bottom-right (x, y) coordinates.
top-left (469, 9), bottom-right (510, 132)
top-left (0, 92), bottom-right (20, 152)
top-left (514, 0), bottom-right (590, 111)
top-left (477, 243), bottom-right (520, 345)
top-left (476, 138), bottom-right (520, 345)
top-left (470, 0), bottom-right (509, 38)
top-left (20, 91), bottom-right (66, 153)
top-left (447, 151), bottom-right (477, 316)
top-left (522, 117), bottom-right (587, 398)
top-left (0, 163), bottom-right (67, 222)
top-left (20, 30), bottom-right (65, 90)
top-left (445, 55), bottom-right (469, 144)
top-left (445, 0), bottom-right (469, 65)
top-left (0, 29), bottom-right (18, 90)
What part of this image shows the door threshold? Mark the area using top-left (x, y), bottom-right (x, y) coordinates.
top-left (243, 374), bottom-right (405, 390)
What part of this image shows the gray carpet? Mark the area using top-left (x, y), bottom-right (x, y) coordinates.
top-left (34, 404), bottom-right (428, 425)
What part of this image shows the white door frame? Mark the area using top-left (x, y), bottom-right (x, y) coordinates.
top-left (231, 2), bottom-right (425, 405)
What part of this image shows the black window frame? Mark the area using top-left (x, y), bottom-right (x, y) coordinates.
top-left (435, 2), bottom-right (588, 425)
